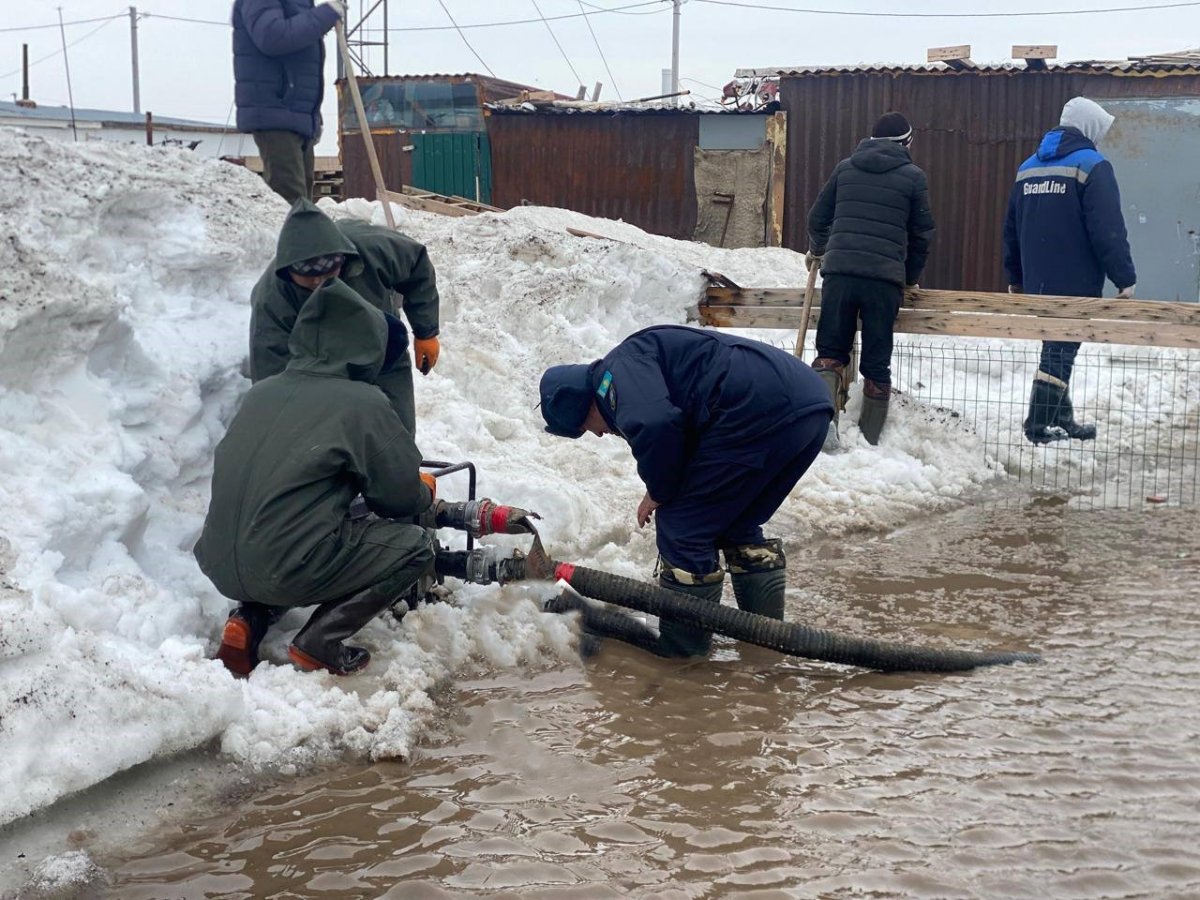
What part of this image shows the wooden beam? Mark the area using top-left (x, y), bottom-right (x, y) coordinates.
top-left (380, 188), bottom-right (477, 217)
top-left (697, 304), bottom-right (1200, 349)
top-left (928, 44), bottom-right (972, 63)
top-left (1013, 44), bottom-right (1057, 59)
top-left (765, 111), bottom-right (787, 248)
top-left (702, 285), bottom-right (1200, 327)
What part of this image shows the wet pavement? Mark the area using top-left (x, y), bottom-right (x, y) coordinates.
top-left (103, 500), bottom-right (1200, 898)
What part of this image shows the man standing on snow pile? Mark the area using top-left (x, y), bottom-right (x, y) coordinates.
top-left (805, 111), bottom-right (936, 451)
top-left (196, 280), bottom-right (438, 677)
top-left (1004, 96), bottom-right (1136, 445)
top-left (538, 325), bottom-right (834, 658)
top-left (250, 199), bottom-right (440, 435)
top-left (232, 0), bottom-right (346, 204)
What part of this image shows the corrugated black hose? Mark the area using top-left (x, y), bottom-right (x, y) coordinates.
top-left (557, 563), bottom-right (1040, 673)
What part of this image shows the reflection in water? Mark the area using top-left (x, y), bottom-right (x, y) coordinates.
top-left (106, 504), bottom-right (1200, 898)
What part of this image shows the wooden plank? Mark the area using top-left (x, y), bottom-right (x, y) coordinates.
top-left (702, 285), bottom-right (1200, 326)
top-left (765, 112), bottom-right (787, 248)
top-left (928, 44), bottom-right (971, 62)
top-left (1013, 44), bottom-right (1057, 59)
top-left (697, 304), bottom-right (1200, 349)
top-left (381, 188), bottom-right (478, 217)
top-left (566, 226), bottom-right (625, 243)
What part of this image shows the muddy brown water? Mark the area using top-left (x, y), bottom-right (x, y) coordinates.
top-left (103, 500), bottom-right (1200, 899)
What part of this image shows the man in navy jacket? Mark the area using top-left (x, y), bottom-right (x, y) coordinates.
top-left (232, 0), bottom-right (345, 204)
top-left (1003, 97), bottom-right (1136, 444)
top-left (538, 326), bottom-right (834, 658)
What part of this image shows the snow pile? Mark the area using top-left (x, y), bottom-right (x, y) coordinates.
top-left (0, 129), bottom-right (1008, 830)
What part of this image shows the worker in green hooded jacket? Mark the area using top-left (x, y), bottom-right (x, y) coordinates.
top-left (249, 199), bottom-right (440, 435)
top-left (196, 279), bottom-right (438, 676)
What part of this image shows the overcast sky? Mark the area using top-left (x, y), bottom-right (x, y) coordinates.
top-left (2, 0), bottom-right (1196, 155)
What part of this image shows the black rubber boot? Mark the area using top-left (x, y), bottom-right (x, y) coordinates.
top-left (812, 357), bottom-right (843, 453)
top-left (1055, 391), bottom-right (1097, 441)
top-left (656, 570), bottom-right (725, 658)
top-left (725, 539), bottom-right (787, 621)
top-left (216, 602), bottom-right (285, 677)
top-left (287, 587), bottom-right (398, 675)
top-left (1024, 377), bottom-right (1069, 445)
top-left (859, 378), bottom-right (890, 446)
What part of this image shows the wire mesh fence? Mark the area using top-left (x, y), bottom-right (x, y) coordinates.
top-left (892, 337), bottom-right (1200, 508)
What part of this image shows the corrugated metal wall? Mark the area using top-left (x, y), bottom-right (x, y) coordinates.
top-left (781, 70), bottom-right (1200, 290)
top-left (487, 113), bottom-right (700, 239)
top-left (341, 130), bottom-right (413, 201)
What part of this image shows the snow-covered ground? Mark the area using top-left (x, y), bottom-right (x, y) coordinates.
top-left (0, 128), bottom-right (1192, 865)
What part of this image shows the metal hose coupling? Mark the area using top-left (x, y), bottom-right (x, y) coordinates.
top-left (434, 547), bottom-right (530, 585)
top-left (431, 499), bottom-right (541, 537)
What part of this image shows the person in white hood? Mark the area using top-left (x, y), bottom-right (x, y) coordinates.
top-left (1002, 96), bottom-right (1136, 445)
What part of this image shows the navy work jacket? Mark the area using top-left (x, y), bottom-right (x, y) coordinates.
top-left (589, 325), bottom-right (833, 505)
top-left (1003, 126), bottom-right (1136, 297)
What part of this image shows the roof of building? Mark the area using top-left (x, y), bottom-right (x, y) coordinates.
top-left (736, 51), bottom-right (1200, 78)
top-left (0, 100), bottom-right (225, 130)
top-left (486, 100), bottom-right (780, 117)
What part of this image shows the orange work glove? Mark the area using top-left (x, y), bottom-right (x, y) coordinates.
top-left (414, 336), bottom-right (440, 375)
top-left (419, 471), bottom-right (437, 502)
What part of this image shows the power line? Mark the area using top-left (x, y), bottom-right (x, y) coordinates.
top-left (532, 0), bottom-right (584, 87)
top-left (579, 0), bottom-right (672, 14)
top-left (578, 0), bottom-right (623, 100)
top-left (0, 15), bottom-right (125, 34)
top-left (693, 0), bottom-right (1200, 17)
top-left (363, 0), bottom-right (671, 31)
top-left (435, 0), bottom-right (497, 77)
top-left (138, 12), bottom-right (227, 27)
top-left (0, 15), bottom-right (122, 83)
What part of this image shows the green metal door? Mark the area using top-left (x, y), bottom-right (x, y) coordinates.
top-left (411, 131), bottom-right (492, 203)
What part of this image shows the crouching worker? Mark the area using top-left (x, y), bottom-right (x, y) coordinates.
top-left (538, 325), bottom-right (834, 657)
top-left (194, 280), bottom-right (436, 677)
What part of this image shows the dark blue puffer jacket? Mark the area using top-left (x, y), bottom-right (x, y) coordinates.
top-left (588, 326), bottom-right (833, 505)
top-left (232, 0), bottom-right (340, 138)
top-left (1002, 126), bottom-right (1136, 297)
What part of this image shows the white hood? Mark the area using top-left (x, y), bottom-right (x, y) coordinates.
top-left (1059, 97), bottom-right (1115, 145)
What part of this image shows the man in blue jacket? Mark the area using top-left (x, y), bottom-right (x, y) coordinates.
top-left (1004, 97), bottom-right (1136, 444)
top-left (538, 326), bottom-right (834, 658)
top-left (232, 0), bottom-right (346, 204)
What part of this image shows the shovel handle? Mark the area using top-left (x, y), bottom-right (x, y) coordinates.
top-left (793, 262), bottom-right (818, 360)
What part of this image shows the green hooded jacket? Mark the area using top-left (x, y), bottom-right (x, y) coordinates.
top-left (248, 199), bottom-right (439, 433)
top-left (196, 279), bottom-right (435, 607)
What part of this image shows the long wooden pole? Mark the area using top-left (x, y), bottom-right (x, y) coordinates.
top-left (792, 263), bottom-right (818, 359)
top-left (336, 21), bottom-right (395, 229)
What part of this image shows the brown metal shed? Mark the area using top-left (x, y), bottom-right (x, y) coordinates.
top-left (486, 107), bottom-right (701, 240)
top-left (769, 60), bottom-right (1200, 291)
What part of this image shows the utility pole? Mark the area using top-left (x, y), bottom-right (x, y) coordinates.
top-left (129, 7), bottom-right (140, 114)
top-left (670, 0), bottom-right (681, 106)
top-left (56, 7), bottom-right (78, 141)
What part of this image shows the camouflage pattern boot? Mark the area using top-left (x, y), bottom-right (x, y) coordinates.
top-left (724, 539), bottom-right (786, 620)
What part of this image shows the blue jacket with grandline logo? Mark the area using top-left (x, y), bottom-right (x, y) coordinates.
top-left (1002, 126), bottom-right (1135, 297)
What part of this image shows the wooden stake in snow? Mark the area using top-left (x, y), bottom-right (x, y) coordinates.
top-left (336, 21), bottom-right (395, 229)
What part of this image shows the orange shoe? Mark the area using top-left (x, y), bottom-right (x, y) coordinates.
top-left (287, 643), bottom-right (371, 676)
top-left (216, 614), bottom-right (257, 677)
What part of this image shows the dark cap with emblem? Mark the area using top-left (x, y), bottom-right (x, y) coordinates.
top-left (539, 364), bottom-right (593, 439)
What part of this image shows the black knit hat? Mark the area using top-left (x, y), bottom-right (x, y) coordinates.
top-left (290, 253), bottom-right (346, 277)
top-left (871, 111), bottom-right (913, 145)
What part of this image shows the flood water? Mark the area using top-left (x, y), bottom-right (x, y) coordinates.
top-left (103, 500), bottom-right (1200, 898)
